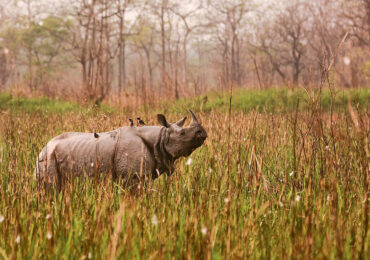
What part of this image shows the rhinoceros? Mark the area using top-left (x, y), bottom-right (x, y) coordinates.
top-left (35, 110), bottom-right (207, 188)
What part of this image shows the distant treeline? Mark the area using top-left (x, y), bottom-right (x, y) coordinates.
top-left (0, 0), bottom-right (369, 103)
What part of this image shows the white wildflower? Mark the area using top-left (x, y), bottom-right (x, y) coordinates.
top-left (279, 201), bottom-right (284, 207)
top-left (209, 168), bottom-right (213, 173)
top-left (343, 56), bottom-right (351, 66)
top-left (327, 195), bottom-right (331, 202)
top-left (39, 21), bottom-right (43, 26)
top-left (45, 214), bottom-right (51, 220)
top-left (46, 232), bottom-right (52, 240)
top-left (90, 162), bottom-right (94, 167)
top-left (224, 197), bottom-right (230, 204)
top-left (295, 195), bottom-right (301, 202)
top-left (15, 235), bottom-right (20, 244)
top-left (151, 215), bottom-right (158, 226)
top-left (243, 138), bottom-right (247, 141)
top-left (325, 145), bottom-right (330, 151)
top-left (0, 215), bottom-right (4, 223)
top-left (88, 252), bottom-right (92, 259)
top-left (289, 171), bottom-right (294, 177)
top-left (3, 48), bottom-right (9, 55)
top-left (201, 227), bottom-right (207, 235)
top-left (186, 158), bottom-right (193, 166)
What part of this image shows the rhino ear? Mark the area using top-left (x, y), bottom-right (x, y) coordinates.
top-left (157, 114), bottom-right (170, 128)
top-left (175, 116), bottom-right (187, 127)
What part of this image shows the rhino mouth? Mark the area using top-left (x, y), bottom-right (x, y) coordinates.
top-left (184, 139), bottom-right (205, 157)
top-left (195, 135), bottom-right (206, 146)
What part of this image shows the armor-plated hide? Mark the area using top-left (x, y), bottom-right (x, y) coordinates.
top-left (35, 112), bottom-right (207, 188)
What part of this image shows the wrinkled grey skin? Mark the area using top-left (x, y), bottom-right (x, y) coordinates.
top-left (35, 111), bottom-right (207, 188)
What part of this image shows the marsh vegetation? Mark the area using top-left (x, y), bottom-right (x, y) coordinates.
top-left (0, 88), bottom-right (368, 259)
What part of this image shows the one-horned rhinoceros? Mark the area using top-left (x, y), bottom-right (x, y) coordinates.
top-left (35, 110), bottom-right (207, 188)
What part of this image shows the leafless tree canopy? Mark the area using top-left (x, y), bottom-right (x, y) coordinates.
top-left (0, 0), bottom-right (369, 101)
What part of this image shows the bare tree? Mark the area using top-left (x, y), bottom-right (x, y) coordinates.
top-left (207, 0), bottom-right (250, 88)
top-left (115, 0), bottom-right (144, 94)
top-left (0, 4), bottom-right (10, 90)
top-left (306, 0), bottom-right (344, 84)
top-left (342, 0), bottom-right (370, 47)
top-left (340, 0), bottom-right (370, 87)
top-left (71, 0), bottom-right (115, 103)
top-left (116, 0), bottom-right (129, 93)
top-left (0, 49), bottom-right (10, 90)
top-left (254, 0), bottom-right (309, 86)
top-left (130, 20), bottom-right (160, 92)
top-left (169, 2), bottom-right (203, 87)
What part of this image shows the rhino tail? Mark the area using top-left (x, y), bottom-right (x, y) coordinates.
top-left (34, 145), bottom-right (59, 187)
top-left (34, 148), bottom-right (46, 181)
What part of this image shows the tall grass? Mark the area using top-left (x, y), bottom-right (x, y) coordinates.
top-left (0, 88), bottom-right (368, 259)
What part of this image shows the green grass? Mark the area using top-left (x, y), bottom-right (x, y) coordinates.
top-left (0, 93), bottom-right (82, 113)
top-left (165, 87), bottom-right (370, 113)
top-left (1, 87), bottom-right (369, 115)
top-left (0, 88), bottom-right (369, 259)
top-left (0, 93), bottom-right (116, 115)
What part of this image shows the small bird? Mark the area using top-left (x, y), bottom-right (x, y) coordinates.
top-left (137, 117), bottom-right (146, 126)
top-left (94, 132), bottom-right (99, 138)
top-left (129, 118), bottom-right (134, 127)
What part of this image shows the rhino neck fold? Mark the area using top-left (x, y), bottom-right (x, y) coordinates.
top-left (136, 126), bottom-right (175, 176)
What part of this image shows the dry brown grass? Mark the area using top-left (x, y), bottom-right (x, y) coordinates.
top-left (0, 90), bottom-right (368, 258)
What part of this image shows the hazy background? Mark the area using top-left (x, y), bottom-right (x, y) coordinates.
top-left (0, 0), bottom-right (369, 104)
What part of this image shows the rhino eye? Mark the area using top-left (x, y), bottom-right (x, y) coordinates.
top-left (180, 130), bottom-right (185, 136)
top-left (196, 130), bottom-right (202, 135)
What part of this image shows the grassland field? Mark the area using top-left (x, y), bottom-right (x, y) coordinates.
top-left (0, 87), bottom-right (369, 259)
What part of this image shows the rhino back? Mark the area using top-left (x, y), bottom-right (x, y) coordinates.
top-left (54, 131), bottom-right (118, 177)
top-left (36, 127), bottom-right (159, 184)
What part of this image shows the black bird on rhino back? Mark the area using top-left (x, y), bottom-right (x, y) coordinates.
top-left (35, 110), bottom-right (207, 188)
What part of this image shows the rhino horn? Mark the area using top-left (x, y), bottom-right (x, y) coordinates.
top-left (189, 110), bottom-right (199, 125)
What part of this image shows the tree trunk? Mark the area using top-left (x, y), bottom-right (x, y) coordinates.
top-left (160, 0), bottom-right (166, 88)
top-left (118, 9), bottom-right (123, 94)
top-left (118, 1), bottom-right (126, 94)
top-left (293, 63), bottom-right (299, 86)
top-left (182, 33), bottom-right (189, 87)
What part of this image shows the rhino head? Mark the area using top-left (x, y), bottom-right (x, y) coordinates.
top-left (157, 110), bottom-right (207, 159)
